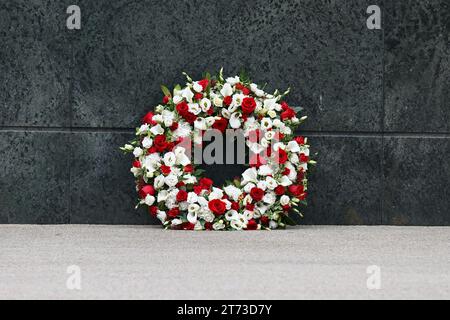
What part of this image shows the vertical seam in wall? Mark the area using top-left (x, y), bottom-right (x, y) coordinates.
top-left (68, 29), bottom-right (74, 224)
top-left (380, 1), bottom-right (386, 225)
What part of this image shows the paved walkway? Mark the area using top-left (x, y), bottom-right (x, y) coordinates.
top-left (0, 225), bottom-right (448, 299)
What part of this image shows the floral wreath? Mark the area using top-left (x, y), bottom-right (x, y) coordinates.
top-left (121, 69), bottom-right (314, 230)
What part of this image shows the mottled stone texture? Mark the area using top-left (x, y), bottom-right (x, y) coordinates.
top-left (0, 1), bottom-right (449, 225)
top-left (383, 137), bottom-right (450, 225)
top-left (0, 132), bottom-right (70, 223)
top-left (70, 132), bottom-right (154, 224)
top-left (302, 136), bottom-right (382, 225)
top-left (0, 1), bottom-right (72, 127)
top-left (384, 0), bottom-right (450, 132)
top-left (72, 0), bottom-right (383, 130)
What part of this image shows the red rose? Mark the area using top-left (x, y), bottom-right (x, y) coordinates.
top-left (198, 79), bottom-right (209, 91)
top-left (295, 136), bottom-right (305, 145)
top-left (139, 185), bottom-right (155, 198)
top-left (260, 216), bottom-right (269, 226)
top-left (183, 112), bottom-right (197, 124)
top-left (194, 93), bottom-right (203, 100)
top-left (236, 83), bottom-right (251, 95)
top-left (212, 117), bottom-right (228, 133)
top-left (300, 153), bottom-right (309, 163)
top-left (183, 164), bottom-right (194, 173)
top-left (182, 222), bottom-right (195, 230)
top-left (176, 101), bottom-right (189, 115)
top-left (246, 203), bottom-right (255, 211)
top-left (204, 222), bottom-right (213, 230)
top-left (250, 187), bottom-right (265, 202)
top-left (241, 97), bottom-right (256, 114)
top-left (223, 96), bottom-right (232, 106)
top-left (193, 185), bottom-right (204, 195)
top-left (132, 160), bottom-right (141, 168)
top-left (282, 167), bottom-right (290, 175)
top-left (176, 190), bottom-right (188, 202)
top-left (208, 199), bottom-right (226, 215)
top-left (142, 111), bottom-right (156, 125)
top-left (282, 205), bottom-right (291, 211)
top-left (280, 101), bottom-right (290, 111)
top-left (288, 185), bottom-right (304, 198)
top-left (281, 107), bottom-right (296, 121)
top-left (148, 206), bottom-right (158, 217)
top-left (274, 185), bottom-right (285, 196)
top-left (170, 122), bottom-right (179, 130)
top-left (168, 207), bottom-right (180, 218)
top-left (231, 201), bottom-right (240, 211)
top-left (275, 149), bottom-right (288, 164)
top-left (153, 134), bottom-right (168, 152)
top-left (162, 96), bottom-right (170, 104)
top-left (245, 219), bottom-right (258, 230)
top-left (160, 165), bottom-right (171, 175)
top-left (199, 177), bottom-right (213, 189)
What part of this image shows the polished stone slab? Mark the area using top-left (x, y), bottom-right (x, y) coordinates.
top-left (71, 0), bottom-right (383, 131)
top-left (301, 135), bottom-right (383, 225)
top-left (0, 131), bottom-right (70, 223)
top-left (0, 1), bottom-right (72, 127)
top-left (383, 137), bottom-right (450, 225)
top-left (384, 0), bottom-right (450, 132)
top-left (69, 132), bottom-right (155, 224)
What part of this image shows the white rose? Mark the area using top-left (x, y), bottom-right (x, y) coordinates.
top-left (144, 194), bottom-right (155, 206)
top-left (150, 124), bottom-right (164, 135)
top-left (163, 152), bottom-right (176, 166)
top-left (269, 221), bottom-right (278, 229)
top-left (182, 87), bottom-right (194, 102)
top-left (137, 124), bottom-right (149, 135)
top-left (193, 82), bottom-right (203, 93)
top-left (173, 95), bottom-right (183, 104)
top-left (267, 110), bottom-right (276, 118)
top-left (287, 141), bottom-right (300, 153)
top-left (213, 220), bottom-right (225, 230)
top-left (258, 165), bottom-right (273, 176)
top-left (157, 190), bottom-right (169, 202)
top-left (202, 211), bottom-right (215, 223)
top-left (263, 192), bottom-right (276, 205)
top-left (133, 147), bottom-right (143, 157)
top-left (164, 174), bottom-right (178, 187)
top-left (280, 195), bottom-right (290, 206)
top-left (243, 182), bottom-right (256, 194)
top-left (142, 137), bottom-right (153, 149)
top-left (226, 76), bottom-right (240, 85)
top-left (223, 185), bottom-right (242, 201)
top-left (213, 96), bottom-right (223, 107)
top-left (187, 192), bottom-right (199, 204)
top-left (220, 83), bottom-right (233, 97)
top-left (156, 210), bottom-right (166, 223)
top-left (154, 175), bottom-right (165, 189)
top-left (209, 187), bottom-right (224, 200)
top-left (279, 176), bottom-right (293, 187)
top-left (266, 176), bottom-right (278, 190)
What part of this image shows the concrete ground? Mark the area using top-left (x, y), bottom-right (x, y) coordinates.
top-left (0, 225), bottom-right (448, 300)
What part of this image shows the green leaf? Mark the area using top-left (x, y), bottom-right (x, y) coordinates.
top-left (282, 214), bottom-right (298, 226)
top-left (160, 85), bottom-right (171, 97)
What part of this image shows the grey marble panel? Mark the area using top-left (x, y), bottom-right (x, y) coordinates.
top-left (383, 137), bottom-right (450, 225)
top-left (70, 132), bottom-right (155, 224)
top-left (72, 0), bottom-right (383, 131)
top-left (0, 0), bottom-right (72, 126)
top-left (0, 131), bottom-right (70, 223)
top-left (301, 135), bottom-right (383, 225)
top-left (384, 0), bottom-right (450, 132)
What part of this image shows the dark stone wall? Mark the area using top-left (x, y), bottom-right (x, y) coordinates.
top-left (0, 0), bottom-right (448, 225)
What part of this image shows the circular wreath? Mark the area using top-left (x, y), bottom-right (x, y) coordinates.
top-left (121, 70), bottom-right (314, 230)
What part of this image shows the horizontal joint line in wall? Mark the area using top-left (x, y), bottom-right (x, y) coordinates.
top-left (0, 127), bottom-right (449, 138)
